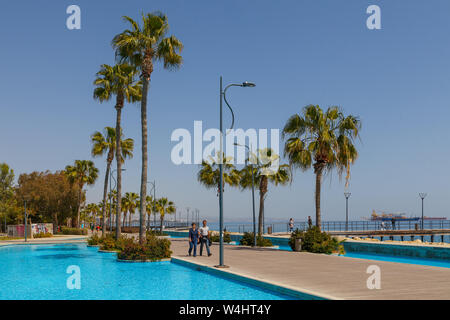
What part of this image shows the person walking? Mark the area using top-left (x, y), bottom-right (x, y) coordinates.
top-left (188, 223), bottom-right (200, 257)
top-left (199, 220), bottom-right (212, 257)
top-left (307, 216), bottom-right (313, 229)
top-left (289, 218), bottom-right (294, 232)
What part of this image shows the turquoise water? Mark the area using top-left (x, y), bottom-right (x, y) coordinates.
top-left (0, 243), bottom-right (296, 300)
top-left (343, 252), bottom-right (450, 269)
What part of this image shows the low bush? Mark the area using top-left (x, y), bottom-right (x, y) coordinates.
top-left (87, 233), bottom-right (102, 245)
top-left (239, 232), bottom-right (273, 247)
top-left (33, 232), bottom-right (53, 238)
top-left (288, 226), bottom-right (343, 254)
top-left (146, 229), bottom-right (165, 237)
top-left (58, 227), bottom-right (88, 235)
top-left (210, 231), bottom-right (232, 243)
top-left (118, 233), bottom-right (172, 261)
top-left (99, 235), bottom-right (132, 251)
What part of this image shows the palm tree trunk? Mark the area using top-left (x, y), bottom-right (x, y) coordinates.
top-left (101, 161), bottom-right (111, 237)
top-left (115, 103), bottom-right (123, 239)
top-left (76, 186), bottom-right (82, 228)
top-left (315, 168), bottom-right (323, 231)
top-left (139, 77), bottom-right (150, 244)
top-left (160, 215), bottom-right (164, 234)
top-left (258, 176), bottom-right (268, 237)
top-left (258, 192), bottom-right (264, 236)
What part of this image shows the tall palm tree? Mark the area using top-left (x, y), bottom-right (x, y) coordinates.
top-left (197, 153), bottom-right (241, 195)
top-left (112, 12), bottom-right (183, 243)
top-left (238, 148), bottom-right (291, 236)
top-left (155, 197), bottom-right (175, 232)
top-left (91, 127), bottom-right (134, 236)
top-left (65, 160), bottom-right (99, 228)
top-left (93, 63), bottom-right (142, 239)
top-left (282, 105), bottom-right (361, 230)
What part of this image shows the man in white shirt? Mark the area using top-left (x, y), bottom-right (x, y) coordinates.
top-left (199, 220), bottom-right (212, 257)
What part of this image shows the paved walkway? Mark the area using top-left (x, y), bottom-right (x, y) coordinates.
top-left (0, 235), bottom-right (88, 246)
top-left (169, 238), bottom-right (450, 300)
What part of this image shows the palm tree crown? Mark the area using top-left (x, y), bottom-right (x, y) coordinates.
top-left (197, 153), bottom-right (240, 195)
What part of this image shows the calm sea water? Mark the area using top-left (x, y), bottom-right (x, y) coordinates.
top-left (0, 243), bottom-right (296, 300)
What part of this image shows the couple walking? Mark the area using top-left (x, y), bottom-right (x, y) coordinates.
top-left (188, 220), bottom-right (212, 257)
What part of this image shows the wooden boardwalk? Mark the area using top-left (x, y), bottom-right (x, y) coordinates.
top-left (170, 238), bottom-right (450, 300)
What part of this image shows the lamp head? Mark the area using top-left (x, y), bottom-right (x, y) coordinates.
top-left (344, 192), bottom-right (351, 198)
top-left (241, 81), bottom-right (256, 88)
top-left (419, 193), bottom-right (427, 199)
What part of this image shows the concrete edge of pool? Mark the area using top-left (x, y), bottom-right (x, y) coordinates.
top-left (170, 257), bottom-right (337, 300)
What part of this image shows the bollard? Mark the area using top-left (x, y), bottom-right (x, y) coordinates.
top-left (294, 238), bottom-right (302, 252)
top-left (431, 235), bottom-right (434, 243)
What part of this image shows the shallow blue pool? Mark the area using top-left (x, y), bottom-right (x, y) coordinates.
top-left (343, 252), bottom-right (450, 269)
top-left (0, 243), bottom-right (296, 300)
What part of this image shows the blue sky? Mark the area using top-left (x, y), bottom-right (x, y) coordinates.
top-left (1, 0), bottom-right (450, 222)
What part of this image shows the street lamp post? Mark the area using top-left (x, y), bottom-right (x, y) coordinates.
top-left (217, 76), bottom-right (255, 268)
top-left (344, 192), bottom-right (351, 231)
top-left (419, 193), bottom-right (427, 230)
top-left (147, 181), bottom-right (156, 230)
top-left (235, 142), bottom-right (257, 247)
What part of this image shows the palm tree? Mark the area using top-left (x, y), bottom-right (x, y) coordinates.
top-left (85, 203), bottom-right (100, 225)
top-left (121, 192), bottom-right (139, 227)
top-left (94, 63), bottom-right (142, 239)
top-left (65, 160), bottom-right (99, 228)
top-left (282, 105), bottom-right (361, 230)
top-left (91, 127), bottom-right (134, 236)
top-left (239, 148), bottom-right (291, 236)
top-left (155, 197), bottom-right (175, 232)
top-left (112, 12), bottom-right (183, 243)
top-left (197, 153), bottom-right (241, 195)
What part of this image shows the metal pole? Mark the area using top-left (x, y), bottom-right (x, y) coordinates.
top-left (344, 192), bottom-right (351, 232)
top-left (24, 200), bottom-right (27, 242)
top-left (109, 170), bottom-right (113, 232)
top-left (251, 160), bottom-right (256, 247)
top-left (218, 76), bottom-right (225, 267)
top-left (421, 197), bottom-right (424, 230)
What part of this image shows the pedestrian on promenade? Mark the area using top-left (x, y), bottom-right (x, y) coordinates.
top-left (289, 218), bottom-right (294, 232)
top-left (188, 223), bottom-right (200, 257)
top-left (308, 216), bottom-right (313, 229)
top-left (199, 220), bottom-right (212, 257)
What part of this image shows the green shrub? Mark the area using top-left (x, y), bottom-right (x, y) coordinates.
top-left (239, 232), bottom-right (273, 247)
top-left (33, 232), bottom-right (53, 238)
top-left (59, 227), bottom-right (88, 235)
top-left (288, 226), bottom-right (342, 254)
top-left (210, 231), bottom-right (231, 243)
top-left (118, 234), bottom-right (172, 261)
